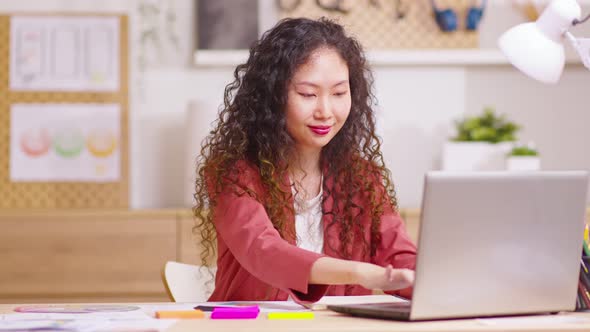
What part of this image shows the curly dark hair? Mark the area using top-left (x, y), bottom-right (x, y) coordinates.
top-left (193, 17), bottom-right (398, 267)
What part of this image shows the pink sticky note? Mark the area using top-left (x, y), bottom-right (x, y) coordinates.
top-left (210, 306), bottom-right (260, 319)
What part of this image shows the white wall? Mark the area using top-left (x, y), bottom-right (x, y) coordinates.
top-left (372, 67), bottom-right (466, 208)
top-left (2, 0), bottom-right (590, 209)
top-left (466, 66), bottom-right (590, 170)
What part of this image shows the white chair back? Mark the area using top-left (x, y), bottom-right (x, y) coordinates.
top-left (163, 261), bottom-right (216, 302)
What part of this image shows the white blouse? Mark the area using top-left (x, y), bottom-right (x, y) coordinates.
top-left (292, 177), bottom-right (324, 254)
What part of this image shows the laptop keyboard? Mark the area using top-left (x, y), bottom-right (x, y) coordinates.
top-left (328, 301), bottom-right (412, 320)
top-left (361, 302), bottom-right (411, 309)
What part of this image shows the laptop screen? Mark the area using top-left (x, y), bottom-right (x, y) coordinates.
top-left (409, 171), bottom-right (588, 320)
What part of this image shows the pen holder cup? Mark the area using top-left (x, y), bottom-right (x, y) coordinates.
top-left (575, 256), bottom-right (590, 311)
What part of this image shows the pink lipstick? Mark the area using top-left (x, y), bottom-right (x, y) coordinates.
top-left (308, 125), bottom-right (331, 135)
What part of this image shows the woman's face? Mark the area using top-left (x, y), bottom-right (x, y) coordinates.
top-left (285, 47), bottom-right (352, 153)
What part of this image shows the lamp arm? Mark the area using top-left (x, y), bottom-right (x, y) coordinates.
top-left (564, 31), bottom-right (590, 70)
top-left (573, 13), bottom-right (590, 25)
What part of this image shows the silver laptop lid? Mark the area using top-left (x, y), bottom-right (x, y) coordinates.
top-left (411, 171), bottom-right (589, 320)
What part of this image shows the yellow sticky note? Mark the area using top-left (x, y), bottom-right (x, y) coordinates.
top-left (267, 312), bottom-right (314, 320)
top-left (584, 224), bottom-right (589, 243)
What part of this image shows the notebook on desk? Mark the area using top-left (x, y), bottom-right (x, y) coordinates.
top-left (328, 171), bottom-right (589, 321)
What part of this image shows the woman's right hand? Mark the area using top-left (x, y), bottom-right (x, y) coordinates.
top-left (309, 257), bottom-right (414, 291)
top-left (354, 262), bottom-right (414, 291)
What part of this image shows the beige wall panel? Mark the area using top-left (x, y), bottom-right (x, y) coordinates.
top-left (401, 209), bottom-right (420, 245)
top-left (178, 210), bottom-right (216, 266)
top-left (0, 210), bottom-right (176, 301)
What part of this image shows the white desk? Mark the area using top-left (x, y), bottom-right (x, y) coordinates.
top-left (2, 303), bottom-right (590, 332)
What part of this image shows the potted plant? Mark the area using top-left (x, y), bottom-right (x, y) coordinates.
top-left (442, 107), bottom-right (520, 171)
top-left (506, 143), bottom-right (540, 171)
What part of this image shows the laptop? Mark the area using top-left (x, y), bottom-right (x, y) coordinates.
top-left (328, 171), bottom-right (589, 321)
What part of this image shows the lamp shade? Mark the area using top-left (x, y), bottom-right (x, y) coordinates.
top-left (498, 0), bottom-right (581, 84)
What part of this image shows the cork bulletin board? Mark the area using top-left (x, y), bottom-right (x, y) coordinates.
top-left (0, 14), bottom-right (129, 209)
top-left (279, 0), bottom-right (479, 49)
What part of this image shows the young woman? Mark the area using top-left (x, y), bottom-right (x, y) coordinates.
top-left (193, 17), bottom-right (416, 304)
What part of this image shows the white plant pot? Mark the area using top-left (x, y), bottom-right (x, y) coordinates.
top-left (506, 156), bottom-right (541, 171)
top-left (442, 142), bottom-right (513, 171)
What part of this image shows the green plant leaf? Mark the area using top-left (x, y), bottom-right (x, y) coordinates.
top-left (510, 146), bottom-right (538, 156)
top-left (451, 107), bottom-right (520, 143)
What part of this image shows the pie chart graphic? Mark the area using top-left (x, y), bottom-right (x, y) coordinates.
top-left (20, 128), bottom-right (51, 157)
top-left (53, 128), bottom-right (85, 158)
top-left (87, 130), bottom-right (117, 158)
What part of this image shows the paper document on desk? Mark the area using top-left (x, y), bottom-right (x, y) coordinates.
top-left (139, 303), bottom-right (203, 314)
top-left (140, 296), bottom-right (407, 313)
top-left (0, 306), bottom-right (173, 332)
top-left (476, 315), bottom-right (590, 326)
top-left (307, 294), bottom-right (409, 310)
top-left (0, 316), bottom-right (175, 332)
top-left (0, 311), bottom-right (151, 321)
top-left (141, 301), bottom-right (308, 313)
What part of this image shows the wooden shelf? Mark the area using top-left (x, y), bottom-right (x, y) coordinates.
top-left (1, 207), bottom-right (587, 302)
top-left (0, 208), bottom-right (180, 218)
top-left (194, 49), bottom-right (583, 67)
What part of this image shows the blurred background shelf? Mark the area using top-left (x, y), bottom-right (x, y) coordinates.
top-left (194, 49), bottom-right (584, 67)
top-left (1, 207), bottom-right (588, 303)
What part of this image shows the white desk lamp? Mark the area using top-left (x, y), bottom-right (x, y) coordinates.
top-left (498, 0), bottom-right (590, 84)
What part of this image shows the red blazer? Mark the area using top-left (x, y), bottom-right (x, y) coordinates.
top-left (208, 161), bottom-right (417, 303)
